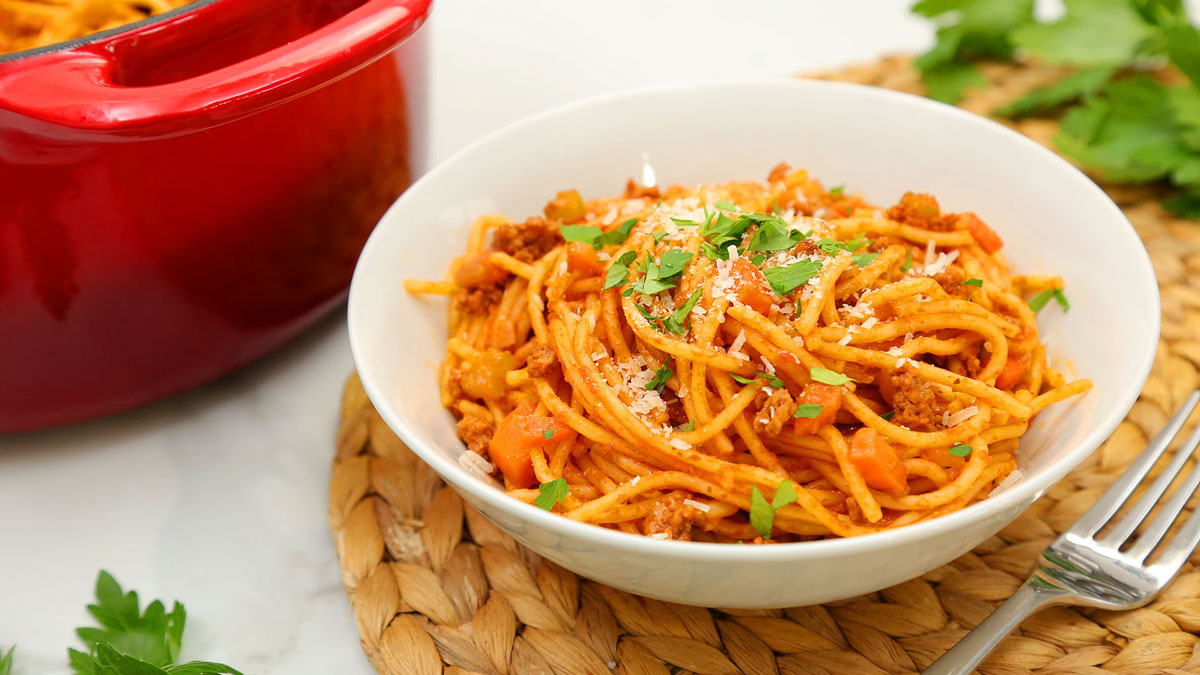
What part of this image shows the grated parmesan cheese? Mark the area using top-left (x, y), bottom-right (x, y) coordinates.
top-left (924, 239), bottom-right (936, 267)
top-left (861, 316), bottom-right (878, 330)
top-left (649, 532), bottom-right (670, 540)
top-left (838, 334), bottom-right (853, 346)
top-left (813, 207), bottom-right (827, 218)
top-left (458, 451), bottom-right (494, 477)
top-left (602, 206), bottom-right (618, 225)
top-left (922, 250), bottom-right (960, 277)
top-left (670, 438), bottom-right (692, 450)
top-left (631, 475), bottom-right (641, 486)
top-left (886, 346), bottom-right (904, 357)
top-left (683, 499), bottom-right (711, 513)
top-left (729, 329), bottom-right (749, 361)
top-left (944, 405), bottom-right (979, 427)
top-left (761, 356), bottom-right (776, 374)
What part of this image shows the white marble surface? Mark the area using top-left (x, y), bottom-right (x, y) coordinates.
top-left (0, 2), bottom-right (933, 672)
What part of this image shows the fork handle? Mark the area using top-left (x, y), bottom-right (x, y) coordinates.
top-left (923, 582), bottom-right (1062, 675)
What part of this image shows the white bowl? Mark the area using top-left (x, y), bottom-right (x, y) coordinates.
top-left (348, 78), bottom-right (1159, 608)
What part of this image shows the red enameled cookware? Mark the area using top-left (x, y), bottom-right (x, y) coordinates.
top-left (0, 0), bottom-right (432, 433)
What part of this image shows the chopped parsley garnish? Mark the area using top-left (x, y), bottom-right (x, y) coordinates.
top-left (1029, 288), bottom-right (1070, 313)
top-left (715, 200), bottom-right (738, 211)
top-left (962, 278), bottom-right (983, 287)
top-left (749, 480), bottom-right (799, 539)
top-left (652, 231), bottom-right (668, 243)
top-left (881, 410), bottom-right (896, 421)
top-left (948, 444), bottom-right (973, 458)
top-left (762, 259), bottom-right (823, 296)
top-left (646, 362), bottom-right (673, 392)
top-left (829, 185), bottom-right (845, 198)
top-left (816, 234), bottom-right (870, 256)
top-left (794, 404), bottom-right (823, 419)
top-left (542, 430), bottom-right (555, 441)
top-left (559, 219), bottom-right (637, 250)
top-left (853, 252), bottom-right (879, 268)
top-left (746, 216), bottom-right (804, 253)
top-left (902, 251), bottom-right (913, 273)
top-left (731, 371), bottom-right (785, 389)
top-left (534, 478), bottom-right (570, 510)
top-left (631, 249), bottom-right (693, 294)
top-left (810, 367), bottom-right (852, 386)
top-left (751, 253), bottom-right (766, 266)
top-left (603, 251), bottom-right (637, 290)
top-left (663, 289), bottom-right (703, 335)
top-left (677, 420), bottom-right (695, 432)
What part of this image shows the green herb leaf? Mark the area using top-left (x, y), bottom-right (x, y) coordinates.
top-left (923, 61), bottom-right (992, 103)
top-left (853, 252), bottom-right (879, 268)
top-left (1012, 0), bottom-right (1154, 67)
top-left (732, 372), bottom-right (784, 388)
top-left (657, 249), bottom-right (694, 278)
top-left (810, 367), bottom-right (852, 386)
top-left (748, 486), bottom-right (774, 539)
top-left (678, 420), bottom-right (695, 432)
top-left (992, 66), bottom-right (1115, 118)
top-left (652, 231), bottom-right (668, 243)
top-left (747, 218), bottom-right (800, 253)
top-left (961, 278), bottom-right (983, 287)
top-left (881, 410), bottom-right (896, 421)
top-left (794, 404), bottom-right (823, 419)
top-left (646, 363), bottom-right (674, 392)
top-left (0, 646), bottom-right (13, 675)
top-left (771, 479), bottom-right (799, 510)
top-left (828, 185), bottom-right (845, 198)
top-left (762, 259), bottom-right (823, 296)
top-left (663, 290), bottom-right (703, 335)
top-left (542, 430), bottom-right (555, 441)
top-left (715, 200), bottom-right (738, 211)
top-left (603, 251), bottom-right (637, 291)
top-left (559, 224), bottom-right (603, 245)
top-left (1028, 288), bottom-right (1071, 313)
top-left (948, 444), bottom-right (973, 457)
top-left (902, 251), bottom-right (912, 273)
top-left (596, 218), bottom-right (638, 247)
top-left (534, 478), bottom-right (570, 510)
top-left (911, 0), bottom-right (1034, 103)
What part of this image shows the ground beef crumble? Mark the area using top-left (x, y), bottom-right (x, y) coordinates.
top-left (526, 342), bottom-right (558, 377)
top-left (886, 192), bottom-right (949, 231)
top-left (933, 266), bottom-right (973, 299)
top-left (885, 367), bottom-right (948, 431)
top-left (456, 413), bottom-right (494, 455)
top-left (641, 492), bottom-right (701, 540)
top-left (493, 217), bottom-right (562, 263)
top-left (454, 285), bottom-right (503, 315)
top-left (754, 387), bottom-right (797, 435)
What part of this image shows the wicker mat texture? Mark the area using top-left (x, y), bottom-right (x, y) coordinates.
top-left (328, 57), bottom-right (1200, 675)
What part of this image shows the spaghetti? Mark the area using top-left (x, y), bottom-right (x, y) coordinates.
top-left (406, 164), bottom-right (1091, 543)
top-left (0, 0), bottom-right (189, 54)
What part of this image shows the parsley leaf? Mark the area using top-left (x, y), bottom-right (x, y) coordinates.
top-left (912, 0), bottom-right (1033, 103)
top-left (646, 362), bottom-right (673, 392)
top-left (632, 250), bottom-right (692, 295)
top-left (0, 647), bottom-right (12, 675)
top-left (810, 367), bottom-right (852, 386)
top-left (678, 420), bottom-right (695, 432)
top-left (881, 410), bottom-right (896, 421)
top-left (657, 249), bottom-right (694, 278)
top-left (559, 224), bottom-right (603, 245)
top-left (603, 251), bottom-right (637, 291)
top-left (794, 404), bottom-right (823, 419)
top-left (596, 218), bottom-right (638, 247)
top-left (1012, 0), bottom-right (1154, 67)
top-left (663, 290), bottom-right (703, 335)
top-left (731, 372), bottom-right (785, 389)
top-left (69, 572), bottom-right (243, 675)
top-left (534, 478), bottom-right (570, 510)
top-left (993, 66), bottom-right (1115, 118)
top-left (853, 252), bottom-right (879, 268)
top-left (715, 200), bottom-right (738, 211)
top-left (542, 429), bottom-right (555, 441)
top-left (652, 231), bottom-right (668, 243)
top-left (948, 444), bottom-right (973, 457)
top-left (747, 217), bottom-right (802, 252)
top-left (749, 480), bottom-right (799, 539)
top-left (828, 185), bottom-right (845, 198)
top-left (902, 251), bottom-right (913, 273)
top-left (1028, 288), bottom-right (1070, 313)
top-left (961, 278), bottom-right (983, 287)
top-left (762, 259), bottom-right (823, 296)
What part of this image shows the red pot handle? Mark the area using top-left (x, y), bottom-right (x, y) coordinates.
top-left (0, 0), bottom-right (431, 135)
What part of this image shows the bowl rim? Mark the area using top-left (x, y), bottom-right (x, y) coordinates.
top-left (349, 76), bottom-right (1161, 562)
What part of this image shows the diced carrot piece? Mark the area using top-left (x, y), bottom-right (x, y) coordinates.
top-left (460, 349), bottom-right (517, 399)
top-left (793, 383), bottom-right (842, 436)
top-left (729, 257), bottom-right (776, 314)
top-left (544, 189), bottom-right (587, 222)
top-left (960, 212), bottom-right (1003, 254)
top-left (488, 401), bottom-right (570, 489)
top-left (565, 241), bottom-right (605, 275)
top-left (849, 428), bottom-right (908, 496)
top-left (994, 354), bottom-right (1028, 391)
top-left (454, 249), bottom-right (509, 288)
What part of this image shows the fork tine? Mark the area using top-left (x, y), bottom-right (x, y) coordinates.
top-left (1126, 454), bottom-right (1200, 561)
top-left (1065, 391), bottom-right (1200, 539)
top-left (1097, 419), bottom-right (1200, 548)
top-left (1147, 493), bottom-right (1200, 579)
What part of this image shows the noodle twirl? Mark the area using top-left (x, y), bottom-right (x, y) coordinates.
top-left (406, 163), bottom-right (1090, 543)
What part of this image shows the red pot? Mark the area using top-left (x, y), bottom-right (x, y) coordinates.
top-left (0, 0), bottom-right (431, 433)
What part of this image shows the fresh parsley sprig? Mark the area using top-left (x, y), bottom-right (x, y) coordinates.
top-left (535, 478), bottom-right (570, 510)
top-left (1029, 287), bottom-right (1071, 313)
top-left (911, 0), bottom-right (1200, 216)
top-left (560, 218), bottom-right (637, 250)
top-left (749, 480), bottom-right (799, 539)
top-left (0, 646), bottom-right (12, 675)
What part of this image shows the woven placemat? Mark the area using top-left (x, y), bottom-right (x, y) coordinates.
top-left (329, 57), bottom-right (1200, 675)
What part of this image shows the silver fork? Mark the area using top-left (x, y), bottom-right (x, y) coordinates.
top-left (925, 390), bottom-right (1200, 675)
